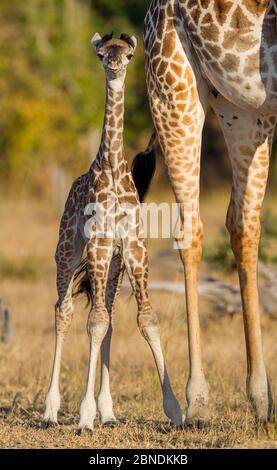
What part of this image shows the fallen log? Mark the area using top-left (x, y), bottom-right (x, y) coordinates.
top-left (121, 278), bottom-right (242, 318)
top-left (121, 259), bottom-right (277, 319)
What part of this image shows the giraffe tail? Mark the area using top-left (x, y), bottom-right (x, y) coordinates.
top-left (73, 257), bottom-right (93, 308)
top-left (131, 130), bottom-right (157, 202)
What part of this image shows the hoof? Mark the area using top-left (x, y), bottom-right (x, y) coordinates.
top-left (185, 416), bottom-right (209, 430)
top-left (269, 403), bottom-right (277, 424)
top-left (163, 396), bottom-right (183, 429)
top-left (185, 403), bottom-right (210, 429)
top-left (75, 426), bottom-right (93, 436)
top-left (255, 401), bottom-right (276, 426)
top-left (247, 374), bottom-right (275, 425)
top-left (169, 413), bottom-right (184, 430)
top-left (102, 418), bottom-right (118, 427)
top-left (171, 419), bottom-right (184, 431)
top-left (41, 419), bottom-right (58, 429)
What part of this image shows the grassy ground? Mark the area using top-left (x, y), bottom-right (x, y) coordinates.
top-left (0, 193), bottom-right (277, 448)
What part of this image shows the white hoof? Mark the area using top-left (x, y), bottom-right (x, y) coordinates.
top-left (100, 414), bottom-right (117, 425)
top-left (77, 397), bottom-right (96, 432)
top-left (97, 393), bottom-right (117, 425)
top-left (185, 375), bottom-right (209, 425)
top-left (43, 389), bottom-right (60, 424)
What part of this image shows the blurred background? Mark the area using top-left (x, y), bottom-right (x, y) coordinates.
top-left (0, 1), bottom-right (277, 449)
top-left (1, 0), bottom-right (276, 200)
top-left (0, 0), bottom-right (277, 271)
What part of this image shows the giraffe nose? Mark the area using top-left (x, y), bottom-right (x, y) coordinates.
top-left (107, 60), bottom-right (122, 71)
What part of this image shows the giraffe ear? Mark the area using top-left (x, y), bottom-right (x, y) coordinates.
top-left (120, 33), bottom-right (138, 50)
top-left (130, 35), bottom-right (138, 51)
top-left (91, 32), bottom-right (102, 49)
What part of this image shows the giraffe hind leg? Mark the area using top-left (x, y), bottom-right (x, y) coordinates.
top-left (97, 253), bottom-right (125, 425)
top-left (211, 93), bottom-right (276, 422)
top-left (123, 238), bottom-right (183, 427)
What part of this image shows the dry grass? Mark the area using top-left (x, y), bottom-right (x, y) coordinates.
top-left (0, 194), bottom-right (277, 448)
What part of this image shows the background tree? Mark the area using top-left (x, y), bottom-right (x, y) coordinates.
top-left (0, 0), bottom-right (276, 195)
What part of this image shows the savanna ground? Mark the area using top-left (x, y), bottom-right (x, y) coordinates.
top-left (0, 188), bottom-right (277, 449)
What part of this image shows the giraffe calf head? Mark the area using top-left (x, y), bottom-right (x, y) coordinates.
top-left (91, 32), bottom-right (137, 90)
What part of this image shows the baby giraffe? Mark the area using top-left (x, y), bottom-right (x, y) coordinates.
top-left (43, 32), bottom-right (182, 433)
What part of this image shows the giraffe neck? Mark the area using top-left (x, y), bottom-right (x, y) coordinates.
top-left (96, 82), bottom-right (125, 174)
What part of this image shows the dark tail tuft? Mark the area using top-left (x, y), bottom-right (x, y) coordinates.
top-left (131, 132), bottom-right (157, 202)
top-left (73, 257), bottom-right (93, 308)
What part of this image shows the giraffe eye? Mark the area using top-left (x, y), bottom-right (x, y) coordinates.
top-left (127, 54), bottom-right (133, 60)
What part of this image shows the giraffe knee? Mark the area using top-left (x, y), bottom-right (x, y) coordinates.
top-left (137, 307), bottom-right (160, 340)
top-left (178, 222), bottom-right (203, 266)
top-left (87, 310), bottom-right (109, 341)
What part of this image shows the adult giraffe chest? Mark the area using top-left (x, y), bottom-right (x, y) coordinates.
top-left (178, 0), bottom-right (277, 112)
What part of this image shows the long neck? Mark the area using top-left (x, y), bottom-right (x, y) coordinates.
top-left (96, 81), bottom-right (125, 173)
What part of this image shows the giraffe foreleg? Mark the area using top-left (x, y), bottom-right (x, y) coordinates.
top-left (145, 18), bottom-right (211, 425)
top-left (177, 207), bottom-right (210, 427)
top-left (147, 110), bottom-right (210, 425)
top-left (77, 238), bottom-right (114, 433)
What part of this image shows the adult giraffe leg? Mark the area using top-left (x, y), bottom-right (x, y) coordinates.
top-left (43, 231), bottom-right (85, 426)
top-left (168, 127), bottom-right (209, 427)
top-left (146, 36), bottom-right (210, 424)
top-left (211, 94), bottom-right (276, 422)
top-left (97, 253), bottom-right (124, 424)
top-left (77, 237), bottom-right (114, 433)
top-left (123, 237), bottom-right (182, 427)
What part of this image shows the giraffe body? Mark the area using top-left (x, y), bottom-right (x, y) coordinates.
top-left (43, 33), bottom-right (182, 432)
top-left (178, 0), bottom-right (277, 111)
top-left (142, 0), bottom-right (276, 424)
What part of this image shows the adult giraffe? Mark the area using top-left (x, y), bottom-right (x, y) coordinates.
top-left (139, 0), bottom-right (276, 425)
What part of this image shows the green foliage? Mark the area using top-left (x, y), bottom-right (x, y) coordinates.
top-left (1, 0), bottom-right (276, 193)
top-left (262, 208), bottom-right (277, 239)
top-left (204, 229), bottom-right (236, 272)
top-left (0, 255), bottom-right (45, 280)
top-left (260, 208), bottom-right (277, 264)
top-left (0, 0), bottom-right (150, 190)
top-left (91, 1), bottom-right (147, 27)
top-left (204, 209), bottom-right (277, 272)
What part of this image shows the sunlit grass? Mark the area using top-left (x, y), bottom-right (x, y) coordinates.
top-left (0, 195), bottom-right (277, 448)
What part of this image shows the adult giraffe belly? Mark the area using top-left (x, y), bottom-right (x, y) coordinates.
top-left (179, 0), bottom-right (277, 112)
